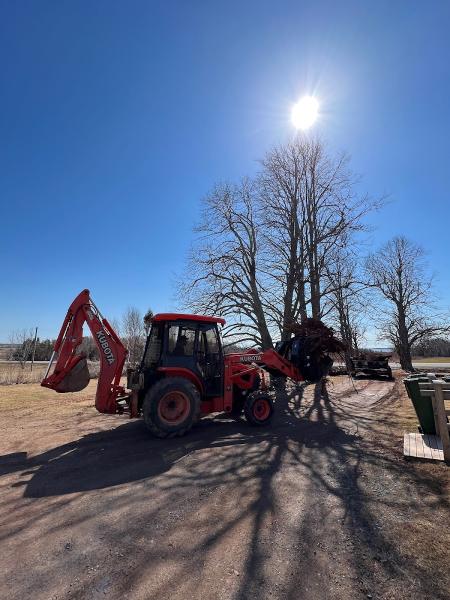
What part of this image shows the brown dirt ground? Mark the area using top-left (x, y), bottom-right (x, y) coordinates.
top-left (0, 374), bottom-right (449, 600)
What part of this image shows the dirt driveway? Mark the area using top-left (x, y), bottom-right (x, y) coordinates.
top-left (1, 375), bottom-right (449, 600)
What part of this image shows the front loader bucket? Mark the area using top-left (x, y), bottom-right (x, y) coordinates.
top-left (54, 357), bottom-right (90, 392)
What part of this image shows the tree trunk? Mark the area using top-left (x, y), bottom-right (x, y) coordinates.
top-left (281, 266), bottom-right (296, 341)
top-left (298, 272), bottom-right (308, 322)
top-left (258, 319), bottom-right (273, 349)
top-left (398, 344), bottom-right (413, 371)
top-left (336, 297), bottom-right (354, 372)
top-left (250, 279), bottom-right (273, 349)
top-left (306, 204), bottom-right (321, 319)
top-left (397, 308), bottom-right (413, 371)
top-left (310, 278), bottom-right (321, 319)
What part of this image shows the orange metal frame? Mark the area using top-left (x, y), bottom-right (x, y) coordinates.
top-left (42, 290), bottom-right (304, 418)
top-left (41, 289), bottom-right (128, 414)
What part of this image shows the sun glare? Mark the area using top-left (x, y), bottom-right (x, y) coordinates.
top-left (291, 96), bottom-right (319, 130)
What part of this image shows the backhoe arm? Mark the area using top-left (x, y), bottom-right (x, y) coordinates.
top-left (41, 289), bottom-right (127, 414)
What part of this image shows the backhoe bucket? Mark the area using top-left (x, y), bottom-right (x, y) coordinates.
top-left (54, 357), bottom-right (90, 392)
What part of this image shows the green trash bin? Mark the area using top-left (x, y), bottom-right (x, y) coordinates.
top-left (403, 376), bottom-right (436, 435)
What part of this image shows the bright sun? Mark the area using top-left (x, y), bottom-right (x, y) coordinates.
top-left (291, 96), bottom-right (319, 130)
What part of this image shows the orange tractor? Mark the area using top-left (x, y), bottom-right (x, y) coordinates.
top-left (42, 289), bottom-right (332, 437)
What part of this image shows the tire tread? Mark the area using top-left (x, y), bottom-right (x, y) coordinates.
top-left (244, 390), bottom-right (274, 426)
top-left (143, 377), bottom-right (201, 438)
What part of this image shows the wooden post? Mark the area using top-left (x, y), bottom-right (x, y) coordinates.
top-left (433, 380), bottom-right (450, 462)
top-left (30, 327), bottom-right (38, 372)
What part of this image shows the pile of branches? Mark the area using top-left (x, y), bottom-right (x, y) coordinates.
top-left (289, 318), bottom-right (346, 355)
top-left (351, 351), bottom-right (391, 361)
top-left (275, 318), bottom-right (347, 382)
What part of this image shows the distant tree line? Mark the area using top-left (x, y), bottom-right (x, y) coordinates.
top-left (9, 305), bottom-right (153, 368)
top-left (13, 336), bottom-right (101, 363)
top-left (412, 337), bottom-right (450, 358)
top-left (13, 338), bottom-right (55, 362)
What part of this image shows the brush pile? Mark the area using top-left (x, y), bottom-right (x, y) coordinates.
top-left (275, 318), bottom-right (346, 382)
top-left (289, 318), bottom-right (346, 355)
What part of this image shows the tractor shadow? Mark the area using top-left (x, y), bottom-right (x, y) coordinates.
top-left (2, 416), bottom-right (262, 497)
top-left (3, 380), bottom-right (358, 499)
top-left (2, 381), bottom-right (355, 499)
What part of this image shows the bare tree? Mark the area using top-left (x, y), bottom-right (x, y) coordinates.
top-left (324, 249), bottom-right (367, 368)
top-left (7, 331), bottom-right (18, 361)
top-left (79, 336), bottom-right (99, 361)
top-left (258, 141), bottom-right (308, 339)
top-left (180, 179), bottom-right (273, 348)
top-left (259, 136), bottom-right (377, 333)
top-left (412, 336), bottom-right (450, 357)
top-left (179, 137), bottom-right (378, 349)
top-left (109, 317), bottom-right (122, 338)
top-left (122, 307), bottom-right (146, 364)
top-left (366, 236), bottom-right (449, 371)
top-left (9, 328), bottom-right (35, 368)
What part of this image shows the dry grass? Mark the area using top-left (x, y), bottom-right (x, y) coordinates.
top-left (0, 378), bottom-right (99, 414)
top-left (0, 361), bottom-right (100, 385)
top-left (0, 362), bottom-right (48, 385)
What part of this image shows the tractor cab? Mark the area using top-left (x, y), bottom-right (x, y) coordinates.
top-left (138, 313), bottom-right (226, 398)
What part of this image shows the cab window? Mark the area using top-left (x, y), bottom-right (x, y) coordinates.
top-left (198, 330), bottom-right (206, 355)
top-left (168, 325), bottom-right (196, 356)
top-left (205, 327), bottom-right (220, 354)
top-left (143, 324), bottom-right (163, 367)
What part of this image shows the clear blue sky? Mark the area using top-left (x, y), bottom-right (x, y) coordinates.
top-left (1, 1), bottom-right (450, 342)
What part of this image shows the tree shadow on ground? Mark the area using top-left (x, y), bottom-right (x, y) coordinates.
top-left (1, 416), bottom-right (268, 496)
top-left (2, 378), bottom-right (449, 599)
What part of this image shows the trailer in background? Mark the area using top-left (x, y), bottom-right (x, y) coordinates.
top-left (350, 353), bottom-right (393, 379)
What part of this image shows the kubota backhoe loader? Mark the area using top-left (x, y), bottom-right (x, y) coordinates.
top-left (42, 289), bottom-right (334, 438)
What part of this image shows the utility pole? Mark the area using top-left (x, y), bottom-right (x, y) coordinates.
top-left (30, 327), bottom-right (38, 372)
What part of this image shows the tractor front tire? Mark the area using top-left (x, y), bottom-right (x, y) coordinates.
top-left (143, 377), bottom-right (200, 438)
top-left (244, 391), bottom-right (274, 427)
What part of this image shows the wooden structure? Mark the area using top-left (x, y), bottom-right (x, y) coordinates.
top-left (403, 432), bottom-right (445, 461)
top-left (403, 377), bottom-right (450, 463)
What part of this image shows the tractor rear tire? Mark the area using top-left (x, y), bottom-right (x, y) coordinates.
top-left (143, 377), bottom-right (201, 438)
top-left (244, 391), bottom-right (274, 427)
